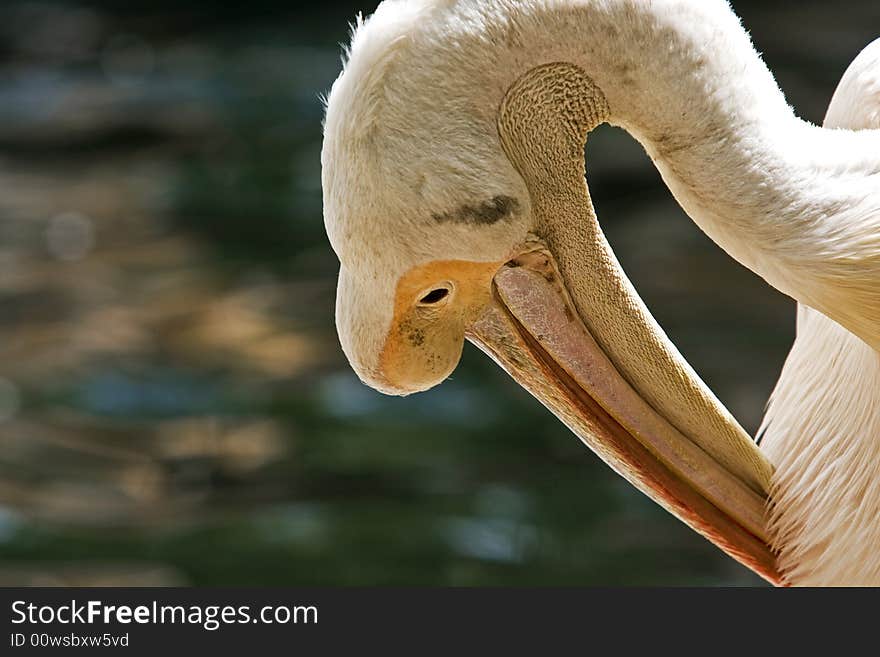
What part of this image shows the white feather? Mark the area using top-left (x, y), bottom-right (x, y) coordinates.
top-left (760, 39), bottom-right (880, 586)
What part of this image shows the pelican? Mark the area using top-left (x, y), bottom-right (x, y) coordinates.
top-left (320, 0), bottom-right (880, 585)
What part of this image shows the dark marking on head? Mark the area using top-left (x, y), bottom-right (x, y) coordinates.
top-left (432, 195), bottom-right (519, 226)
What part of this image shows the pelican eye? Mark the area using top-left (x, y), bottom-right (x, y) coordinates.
top-left (418, 288), bottom-right (450, 305)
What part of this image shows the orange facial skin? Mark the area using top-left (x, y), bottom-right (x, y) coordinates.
top-left (377, 259), bottom-right (503, 394)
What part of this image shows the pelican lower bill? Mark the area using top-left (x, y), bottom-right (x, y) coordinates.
top-left (466, 250), bottom-right (783, 585)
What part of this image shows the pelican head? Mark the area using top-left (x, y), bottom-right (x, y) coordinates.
top-left (322, 4), bottom-right (535, 395)
top-left (322, 0), bottom-right (784, 582)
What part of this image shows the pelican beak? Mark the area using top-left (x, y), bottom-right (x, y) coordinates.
top-left (466, 244), bottom-right (783, 585)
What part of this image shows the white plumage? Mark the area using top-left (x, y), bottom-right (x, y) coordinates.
top-left (760, 40), bottom-right (880, 585)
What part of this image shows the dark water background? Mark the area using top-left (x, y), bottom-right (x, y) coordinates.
top-left (0, 0), bottom-right (875, 585)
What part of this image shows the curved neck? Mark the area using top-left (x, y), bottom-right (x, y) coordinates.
top-left (494, 0), bottom-right (880, 348)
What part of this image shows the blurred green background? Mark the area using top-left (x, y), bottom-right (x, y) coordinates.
top-left (0, 0), bottom-right (875, 586)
